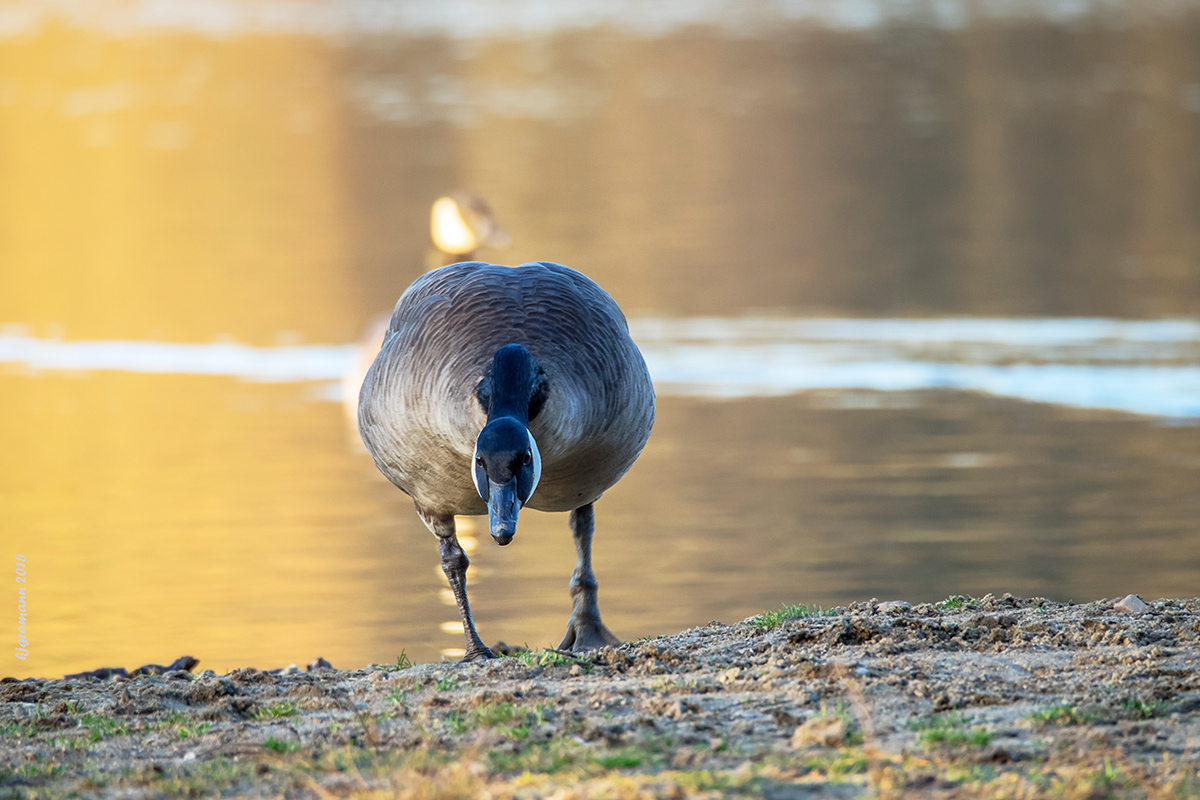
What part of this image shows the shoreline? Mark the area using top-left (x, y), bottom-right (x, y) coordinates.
top-left (3, 594), bottom-right (1199, 798)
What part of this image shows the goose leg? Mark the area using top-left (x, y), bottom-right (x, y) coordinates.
top-left (418, 507), bottom-right (496, 661)
top-left (557, 503), bottom-right (621, 653)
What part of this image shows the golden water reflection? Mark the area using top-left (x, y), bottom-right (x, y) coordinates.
top-left (4, 10), bottom-right (1200, 678)
top-left (5, 370), bottom-right (1200, 679)
top-left (0, 29), bottom-right (356, 344)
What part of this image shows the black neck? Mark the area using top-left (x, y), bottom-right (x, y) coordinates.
top-left (486, 344), bottom-right (534, 425)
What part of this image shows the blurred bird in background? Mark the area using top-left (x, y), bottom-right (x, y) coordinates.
top-left (343, 194), bottom-right (511, 417)
top-left (426, 193), bottom-right (511, 269)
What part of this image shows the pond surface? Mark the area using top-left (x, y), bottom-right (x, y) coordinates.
top-left (3, 0), bottom-right (1200, 676)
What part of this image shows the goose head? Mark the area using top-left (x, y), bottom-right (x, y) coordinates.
top-left (472, 343), bottom-right (545, 545)
top-left (473, 418), bottom-right (541, 545)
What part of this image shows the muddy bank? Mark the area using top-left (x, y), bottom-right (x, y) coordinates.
top-left (3, 594), bottom-right (1199, 798)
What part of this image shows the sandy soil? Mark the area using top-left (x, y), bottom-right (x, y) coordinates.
top-left (3, 594), bottom-right (1199, 799)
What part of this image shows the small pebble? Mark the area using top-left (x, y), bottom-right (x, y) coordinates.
top-left (877, 601), bottom-right (912, 613)
top-left (1115, 594), bottom-right (1149, 614)
top-left (790, 716), bottom-right (846, 748)
top-left (717, 667), bottom-right (742, 684)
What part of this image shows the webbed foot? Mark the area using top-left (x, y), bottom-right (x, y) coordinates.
top-left (557, 616), bottom-right (621, 653)
top-left (461, 645), bottom-right (499, 662)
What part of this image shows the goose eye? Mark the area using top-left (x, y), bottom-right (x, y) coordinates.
top-left (522, 451), bottom-right (532, 466)
top-left (475, 456), bottom-right (485, 468)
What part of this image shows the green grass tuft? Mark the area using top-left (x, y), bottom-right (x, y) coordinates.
top-left (1088, 758), bottom-right (1132, 792)
top-left (262, 736), bottom-right (299, 754)
top-left (748, 603), bottom-right (836, 631)
top-left (936, 595), bottom-right (980, 611)
top-left (443, 711), bottom-right (470, 735)
top-left (254, 702), bottom-right (300, 720)
top-left (383, 650), bottom-right (414, 672)
top-left (82, 714), bottom-right (128, 742)
top-left (592, 752), bottom-right (644, 769)
top-left (504, 723), bottom-right (532, 740)
top-left (473, 703), bottom-right (518, 727)
top-left (512, 649), bottom-right (594, 672)
top-left (1121, 699), bottom-right (1171, 720)
top-left (910, 713), bottom-right (993, 749)
top-left (486, 740), bottom-right (583, 774)
top-left (0, 721), bottom-right (40, 739)
top-left (1027, 704), bottom-right (1102, 726)
top-left (177, 722), bottom-right (211, 740)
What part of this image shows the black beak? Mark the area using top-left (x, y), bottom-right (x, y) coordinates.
top-left (487, 477), bottom-right (520, 546)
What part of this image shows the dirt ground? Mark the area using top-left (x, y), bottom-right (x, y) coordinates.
top-left (3, 594), bottom-right (1199, 799)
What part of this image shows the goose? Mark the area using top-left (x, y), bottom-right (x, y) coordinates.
top-left (357, 260), bottom-right (655, 660)
top-left (426, 193), bottom-right (511, 269)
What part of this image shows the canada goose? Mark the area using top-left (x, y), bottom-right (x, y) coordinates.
top-left (358, 261), bottom-right (655, 660)
top-left (427, 193), bottom-right (511, 269)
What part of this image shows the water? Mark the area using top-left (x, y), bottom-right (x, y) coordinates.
top-left (5, 317), bottom-right (1200, 416)
top-left (3, 0), bottom-right (1200, 677)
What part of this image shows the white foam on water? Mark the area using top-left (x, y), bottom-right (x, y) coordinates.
top-left (2, 317), bottom-right (1199, 418)
top-left (628, 316), bottom-right (1200, 346)
top-left (0, 0), bottom-right (1162, 39)
top-left (0, 335), bottom-right (356, 382)
top-left (640, 344), bottom-right (1200, 417)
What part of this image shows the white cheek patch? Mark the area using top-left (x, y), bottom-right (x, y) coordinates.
top-left (527, 431), bottom-right (542, 500)
top-left (471, 441), bottom-right (487, 500)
